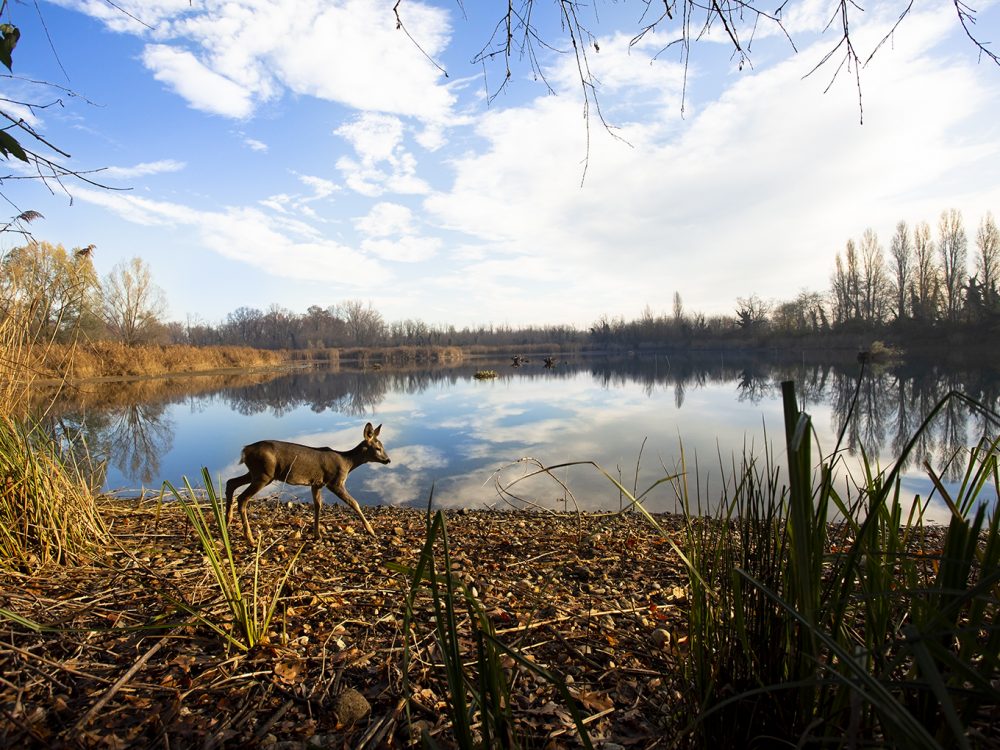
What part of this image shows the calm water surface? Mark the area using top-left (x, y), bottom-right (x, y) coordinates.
top-left (49, 355), bottom-right (1000, 523)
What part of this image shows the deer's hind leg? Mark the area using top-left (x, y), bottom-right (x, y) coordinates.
top-left (235, 478), bottom-right (270, 545)
top-left (225, 473), bottom-right (252, 525)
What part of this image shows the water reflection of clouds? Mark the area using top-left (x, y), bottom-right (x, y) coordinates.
top-left (392, 444), bottom-right (448, 471)
top-left (78, 359), bottom-right (997, 521)
top-left (355, 467), bottom-right (426, 506)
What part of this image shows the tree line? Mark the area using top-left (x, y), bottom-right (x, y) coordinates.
top-left (592, 207), bottom-right (999, 348)
top-left (4, 206), bottom-right (996, 353)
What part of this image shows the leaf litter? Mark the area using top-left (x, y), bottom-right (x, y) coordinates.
top-left (0, 497), bottom-right (692, 749)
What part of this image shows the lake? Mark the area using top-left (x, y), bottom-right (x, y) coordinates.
top-left (47, 353), bottom-right (999, 523)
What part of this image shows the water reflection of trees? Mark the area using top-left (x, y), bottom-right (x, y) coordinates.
top-left (50, 402), bottom-right (174, 487)
top-left (220, 371), bottom-right (391, 417)
top-left (44, 356), bottom-right (1000, 489)
top-left (586, 353), bottom-right (998, 483)
top-left (105, 404), bottom-right (174, 483)
top-left (829, 365), bottom-right (1000, 481)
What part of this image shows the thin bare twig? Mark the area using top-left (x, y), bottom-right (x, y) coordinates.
top-left (74, 637), bottom-right (166, 730)
top-left (392, 0), bottom-right (449, 78)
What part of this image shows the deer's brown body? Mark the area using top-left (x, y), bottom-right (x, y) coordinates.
top-left (224, 422), bottom-right (390, 544)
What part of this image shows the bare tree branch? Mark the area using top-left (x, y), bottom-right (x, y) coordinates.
top-left (953, 0), bottom-right (1000, 66)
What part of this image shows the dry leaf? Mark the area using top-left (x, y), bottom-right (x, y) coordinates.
top-left (273, 658), bottom-right (303, 684)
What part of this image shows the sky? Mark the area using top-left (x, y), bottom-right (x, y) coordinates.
top-left (3, 0), bottom-right (1000, 330)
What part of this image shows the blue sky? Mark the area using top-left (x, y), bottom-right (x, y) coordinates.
top-left (4, 0), bottom-right (1000, 329)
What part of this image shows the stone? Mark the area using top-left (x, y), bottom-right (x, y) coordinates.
top-left (651, 628), bottom-right (671, 649)
top-left (334, 687), bottom-right (371, 726)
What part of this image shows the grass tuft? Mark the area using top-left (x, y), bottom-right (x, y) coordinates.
top-left (0, 414), bottom-right (107, 568)
top-left (163, 469), bottom-right (303, 652)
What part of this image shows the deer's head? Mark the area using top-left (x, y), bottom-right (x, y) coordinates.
top-left (363, 422), bottom-right (391, 465)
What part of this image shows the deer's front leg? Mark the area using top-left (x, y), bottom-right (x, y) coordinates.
top-left (310, 485), bottom-right (324, 540)
top-left (330, 483), bottom-right (376, 537)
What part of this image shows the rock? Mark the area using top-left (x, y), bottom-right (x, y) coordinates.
top-left (334, 687), bottom-right (371, 726)
top-left (651, 628), bottom-right (671, 649)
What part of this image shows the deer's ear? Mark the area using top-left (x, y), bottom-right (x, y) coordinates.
top-left (373, 424), bottom-right (382, 437)
top-left (364, 422), bottom-right (374, 438)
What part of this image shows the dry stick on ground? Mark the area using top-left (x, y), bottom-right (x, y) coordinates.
top-left (74, 637), bottom-right (166, 731)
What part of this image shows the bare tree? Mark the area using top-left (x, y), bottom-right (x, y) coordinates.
top-left (406, 0), bottom-right (1000, 131)
top-left (976, 211), bottom-right (1000, 308)
top-left (859, 227), bottom-right (890, 323)
top-left (773, 289), bottom-right (826, 334)
top-left (912, 221), bottom-right (940, 321)
top-left (735, 294), bottom-right (770, 331)
top-left (340, 299), bottom-right (385, 346)
top-left (831, 239), bottom-right (863, 324)
top-left (101, 256), bottom-right (167, 345)
top-left (937, 208), bottom-right (968, 322)
top-left (889, 220), bottom-right (912, 320)
top-left (224, 307), bottom-right (265, 346)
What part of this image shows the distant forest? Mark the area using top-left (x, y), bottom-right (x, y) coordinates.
top-left (179, 208), bottom-right (1000, 355)
top-left (5, 208), bottom-right (999, 356)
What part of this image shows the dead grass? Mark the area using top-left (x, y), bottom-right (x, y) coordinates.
top-left (38, 343), bottom-right (286, 380)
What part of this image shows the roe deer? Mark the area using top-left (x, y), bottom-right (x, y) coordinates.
top-left (224, 422), bottom-right (390, 545)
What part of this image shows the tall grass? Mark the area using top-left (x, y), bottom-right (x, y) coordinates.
top-left (0, 247), bottom-right (107, 568)
top-left (677, 381), bottom-right (999, 748)
top-left (0, 415), bottom-right (106, 567)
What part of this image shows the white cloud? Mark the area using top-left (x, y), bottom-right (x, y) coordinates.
top-left (142, 44), bottom-right (255, 118)
top-left (73, 188), bottom-right (203, 226)
top-left (362, 235), bottom-right (440, 263)
top-left (333, 114), bottom-right (433, 196)
top-left (297, 174), bottom-right (339, 199)
top-left (74, 188), bottom-right (389, 285)
top-left (202, 208), bottom-right (385, 283)
top-left (353, 203), bottom-right (440, 262)
top-left (270, 0), bottom-right (455, 120)
top-left (335, 113), bottom-right (405, 164)
top-left (244, 137), bottom-right (268, 152)
top-left (420, 6), bottom-right (1000, 320)
top-left (259, 194), bottom-right (292, 213)
top-left (355, 202), bottom-right (413, 237)
top-left (101, 159), bottom-right (186, 179)
top-left (258, 176), bottom-right (339, 218)
top-left (75, 0), bottom-right (456, 124)
top-left (335, 156), bottom-right (431, 197)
